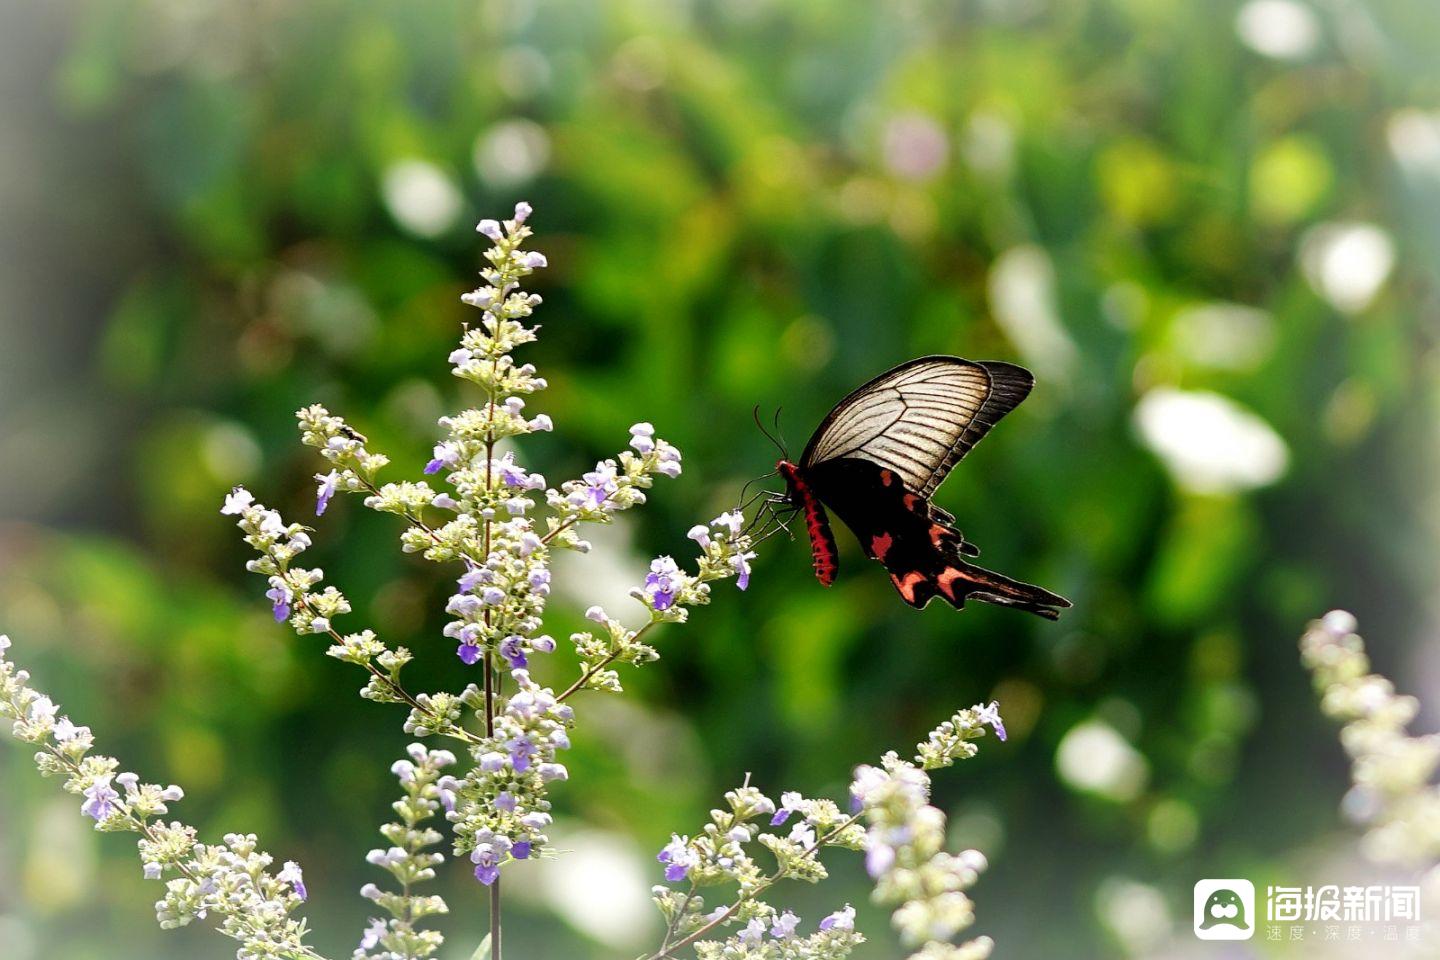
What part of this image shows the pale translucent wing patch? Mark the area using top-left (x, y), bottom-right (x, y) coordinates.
top-left (800, 357), bottom-right (1033, 497)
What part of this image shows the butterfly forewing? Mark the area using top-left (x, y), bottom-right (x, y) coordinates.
top-left (799, 356), bottom-right (1034, 499)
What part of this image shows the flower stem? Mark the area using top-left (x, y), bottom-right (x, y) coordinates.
top-left (640, 813), bottom-right (863, 960)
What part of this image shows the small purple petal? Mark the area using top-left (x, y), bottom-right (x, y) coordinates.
top-left (511, 841), bottom-right (532, 860)
top-left (457, 642), bottom-right (482, 665)
top-left (475, 863), bottom-right (500, 885)
top-left (424, 459), bottom-right (444, 475)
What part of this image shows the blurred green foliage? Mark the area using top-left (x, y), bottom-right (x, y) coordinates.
top-left (2, 0), bottom-right (1440, 957)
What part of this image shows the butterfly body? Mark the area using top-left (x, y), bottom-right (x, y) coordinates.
top-left (777, 459), bottom-right (839, 585)
top-left (776, 356), bottom-right (1071, 620)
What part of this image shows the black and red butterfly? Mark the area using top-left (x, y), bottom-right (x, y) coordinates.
top-left (759, 356), bottom-right (1070, 620)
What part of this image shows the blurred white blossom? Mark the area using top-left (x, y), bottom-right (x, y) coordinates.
top-left (1299, 221), bottom-right (1396, 314)
top-left (382, 160), bottom-right (464, 238)
top-left (1236, 0), bottom-right (1320, 60)
top-left (1134, 388), bottom-right (1288, 494)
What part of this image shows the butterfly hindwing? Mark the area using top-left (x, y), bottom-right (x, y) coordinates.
top-left (804, 457), bottom-right (1070, 619)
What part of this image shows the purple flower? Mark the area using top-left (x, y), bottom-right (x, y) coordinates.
top-left (477, 219), bottom-right (502, 240)
top-left (457, 640), bottom-right (482, 666)
top-left (521, 251), bottom-right (547, 270)
top-left (497, 455), bottom-right (531, 488)
top-left (315, 470), bottom-right (339, 516)
top-left (850, 764), bottom-right (887, 812)
top-left (278, 861), bottom-right (307, 901)
top-left (771, 791), bottom-right (803, 826)
top-left (657, 835), bottom-right (696, 883)
top-left (500, 635), bottom-right (527, 669)
top-left (865, 839), bottom-right (895, 878)
top-left (437, 777), bottom-right (459, 813)
top-left (575, 463), bottom-right (618, 510)
top-left (513, 201), bottom-right (532, 224)
top-left (819, 905), bottom-right (855, 932)
top-left (494, 791), bottom-right (518, 812)
top-left (629, 422), bottom-right (656, 454)
top-left (82, 775), bottom-right (119, 821)
top-left (507, 736), bottom-right (535, 772)
top-left (732, 549), bottom-right (756, 591)
top-left (425, 441), bottom-right (460, 475)
top-left (457, 565), bottom-right (488, 594)
top-left (976, 700), bottom-right (1007, 742)
top-left (471, 833), bottom-right (511, 886)
top-left (643, 556), bottom-right (682, 610)
top-left (511, 840), bottom-right (532, 860)
top-left (771, 910), bottom-right (801, 939)
top-left (360, 918), bottom-right (387, 950)
top-left (265, 580), bottom-right (291, 622)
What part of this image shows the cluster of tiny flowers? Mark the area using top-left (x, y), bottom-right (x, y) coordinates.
top-left (572, 513), bottom-right (756, 697)
top-left (852, 753), bottom-right (992, 960)
top-left (1301, 611), bottom-right (1440, 888)
top-left (446, 670), bottom-right (572, 884)
top-left (546, 422), bottom-right (683, 550)
top-left (354, 744), bottom-right (455, 960)
top-left (649, 783), bottom-right (865, 960)
top-left (242, 205), bottom-right (754, 899)
top-left (648, 705), bottom-right (1002, 960)
top-left (0, 636), bottom-right (318, 960)
top-left (915, 702), bottom-right (1007, 768)
top-left (221, 488), bottom-right (433, 719)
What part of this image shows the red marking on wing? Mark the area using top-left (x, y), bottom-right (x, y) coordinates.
top-left (879, 469), bottom-right (894, 487)
top-left (937, 567), bottom-right (965, 599)
top-left (902, 493), bottom-right (920, 511)
top-left (871, 532), bottom-right (893, 562)
top-left (929, 524), bottom-right (950, 548)
top-left (890, 571), bottom-right (925, 603)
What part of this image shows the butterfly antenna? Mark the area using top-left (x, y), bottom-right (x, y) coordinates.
top-left (772, 407), bottom-right (790, 460)
top-left (752, 405), bottom-right (787, 459)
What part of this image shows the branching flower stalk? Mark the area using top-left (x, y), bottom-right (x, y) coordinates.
top-left (647, 703), bottom-right (1005, 960)
top-left (223, 204), bottom-right (753, 960)
top-left (0, 205), bottom-right (999, 960)
top-left (0, 635), bottom-right (319, 960)
top-left (1301, 610), bottom-right (1440, 903)
top-left (0, 205), bottom-right (754, 960)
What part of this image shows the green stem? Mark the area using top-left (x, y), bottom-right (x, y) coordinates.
top-left (640, 813), bottom-right (863, 960)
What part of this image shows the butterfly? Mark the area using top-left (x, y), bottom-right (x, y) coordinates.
top-left (762, 356), bottom-right (1071, 620)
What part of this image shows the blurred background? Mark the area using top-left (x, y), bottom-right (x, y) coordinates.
top-left (2, 0), bottom-right (1440, 957)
